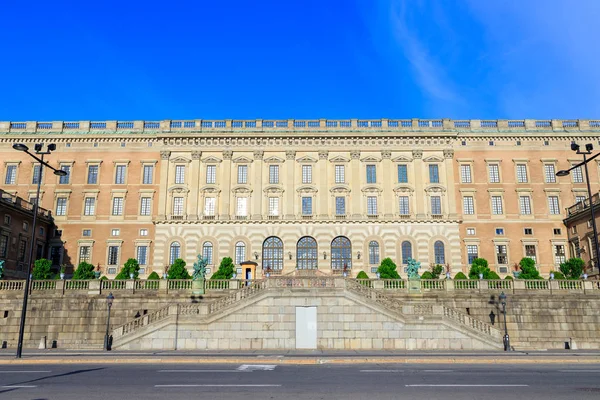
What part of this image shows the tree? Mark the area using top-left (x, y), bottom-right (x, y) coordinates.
top-left (115, 258), bottom-right (141, 280)
top-left (454, 272), bottom-right (468, 280)
top-left (431, 264), bottom-right (443, 279)
top-left (518, 257), bottom-right (542, 280)
top-left (147, 271), bottom-right (161, 280)
top-left (377, 258), bottom-right (400, 279)
top-left (549, 270), bottom-right (566, 280)
top-left (72, 261), bottom-right (96, 280)
top-left (469, 258), bottom-right (491, 279)
top-left (167, 259), bottom-right (191, 280)
top-left (211, 257), bottom-right (235, 279)
top-left (559, 258), bottom-right (585, 280)
top-left (32, 258), bottom-right (54, 280)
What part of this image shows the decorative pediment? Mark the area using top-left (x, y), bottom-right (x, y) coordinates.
top-left (263, 156), bottom-right (285, 164)
top-left (424, 184), bottom-right (447, 193)
top-left (360, 156), bottom-right (382, 163)
top-left (423, 155), bottom-right (444, 163)
top-left (168, 185), bottom-right (190, 194)
top-left (361, 185), bottom-right (383, 193)
top-left (392, 155), bottom-right (413, 163)
top-left (393, 184), bottom-right (415, 194)
top-left (232, 185), bottom-right (253, 194)
top-left (200, 184), bottom-right (221, 194)
top-left (328, 156), bottom-right (350, 163)
top-left (169, 156), bottom-right (191, 164)
top-left (329, 184), bottom-right (351, 194)
top-left (296, 185), bottom-right (318, 194)
top-left (296, 156), bottom-right (318, 164)
top-left (263, 185), bottom-right (284, 194)
top-left (232, 156), bottom-right (253, 164)
top-left (201, 156), bottom-right (222, 164)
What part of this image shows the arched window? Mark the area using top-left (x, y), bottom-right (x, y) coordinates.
top-left (262, 236), bottom-right (283, 271)
top-left (235, 241), bottom-right (246, 265)
top-left (368, 241), bottom-right (380, 265)
top-left (331, 236), bottom-right (352, 270)
top-left (169, 241), bottom-right (181, 265)
top-left (202, 242), bottom-right (213, 265)
top-left (401, 241), bottom-right (412, 265)
top-left (297, 236), bottom-right (318, 269)
top-left (434, 241), bottom-right (445, 265)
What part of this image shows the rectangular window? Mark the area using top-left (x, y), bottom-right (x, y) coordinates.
top-left (525, 244), bottom-right (537, 263)
top-left (463, 196), bottom-right (474, 215)
top-left (84, 198), bottom-right (96, 216)
top-left (59, 165), bottom-right (70, 184)
top-left (206, 165), bottom-right (216, 184)
top-left (460, 165), bottom-right (471, 183)
top-left (18, 239), bottom-right (27, 261)
top-left (87, 165), bottom-right (99, 184)
top-left (576, 195), bottom-right (587, 204)
top-left (519, 196), bottom-right (532, 215)
top-left (553, 228), bottom-right (562, 235)
top-left (5, 165), bottom-right (16, 185)
top-left (137, 246), bottom-right (148, 265)
top-left (0, 234), bottom-right (8, 258)
top-left (367, 196), bottom-right (378, 215)
top-left (335, 165), bottom-right (345, 184)
top-left (140, 229), bottom-right (148, 236)
top-left (204, 197), bottom-right (215, 216)
top-left (335, 196), bottom-right (346, 215)
top-left (302, 197), bottom-right (312, 215)
top-left (269, 165), bottom-right (279, 184)
top-left (55, 197), bottom-right (67, 216)
top-left (112, 197), bottom-right (124, 216)
top-left (107, 246), bottom-right (119, 265)
top-left (172, 197), bottom-right (184, 216)
top-left (544, 164), bottom-right (556, 183)
top-left (175, 165), bottom-right (185, 184)
top-left (111, 229), bottom-right (120, 236)
top-left (140, 197), bottom-right (151, 216)
top-left (516, 164), bottom-right (528, 183)
top-left (467, 228), bottom-right (476, 235)
top-left (203, 244), bottom-right (213, 265)
top-left (488, 164), bottom-right (500, 183)
top-left (491, 196), bottom-right (503, 215)
top-left (302, 165), bottom-right (312, 184)
top-left (548, 196), bottom-right (560, 215)
top-left (572, 166), bottom-right (584, 183)
top-left (397, 164), bottom-right (408, 183)
top-left (32, 165), bottom-right (42, 184)
top-left (524, 228), bottom-right (533, 235)
top-left (495, 228), bottom-right (504, 235)
top-left (115, 165), bottom-right (126, 184)
top-left (399, 196), bottom-right (410, 215)
top-left (82, 229), bottom-right (92, 237)
top-left (142, 165), bottom-right (154, 184)
top-left (78, 246), bottom-right (91, 264)
top-left (238, 197), bottom-right (248, 216)
top-left (429, 164), bottom-right (439, 183)
top-left (554, 245), bottom-right (566, 265)
top-left (431, 196), bottom-right (441, 215)
top-left (267, 197), bottom-right (278, 216)
top-left (366, 165), bottom-right (377, 183)
top-left (237, 165), bottom-right (248, 184)
top-left (496, 245), bottom-right (508, 265)
top-left (467, 245), bottom-right (478, 264)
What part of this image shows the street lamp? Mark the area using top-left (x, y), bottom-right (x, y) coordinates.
top-left (104, 292), bottom-right (115, 351)
top-left (499, 291), bottom-right (510, 351)
top-left (13, 143), bottom-right (66, 359)
top-left (557, 142), bottom-right (600, 277)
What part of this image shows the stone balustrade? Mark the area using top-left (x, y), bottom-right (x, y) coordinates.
top-left (1, 119), bottom-right (599, 134)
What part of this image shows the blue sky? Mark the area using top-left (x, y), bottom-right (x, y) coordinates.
top-left (1, 0), bottom-right (599, 120)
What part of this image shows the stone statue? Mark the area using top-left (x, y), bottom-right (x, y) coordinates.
top-left (0, 259), bottom-right (4, 280)
top-left (192, 254), bottom-right (208, 281)
top-left (406, 258), bottom-right (421, 280)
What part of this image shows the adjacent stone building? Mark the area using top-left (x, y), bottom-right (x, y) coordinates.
top-left (0, 119), bottom-right (598, 278)
top-left (564, 192), bottom-right (600, 278)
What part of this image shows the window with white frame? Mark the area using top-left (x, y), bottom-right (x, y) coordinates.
top-left (59, 165), bottom-right (70, 184)
top-left (269, 165), bottom-right (279, 184)
top-left (460, 164), bottom-right (472, 183)
top-left (82, 229), bottom-right (92, 237)
top-left (548, 196), bottom-right (560, 215)
top-left (206, 165), bottom-right (216, 184)
top-left (4, 165), bottom-right (17, 185)
top-left (467, 228), bottom-right (476, 235)
top-left (430, 196), bottom-right (441, 215)
top-left (519, 196), bottom-right (532, 215)
top-left (142, 165), bottom-right (154, 184)
top-left (140, 197), bottom-right (151, 216)
top-left (463, 196), bottom-right (474, 215)
top-left (576, 195), bottom-right (587, 204)
top-left (467, 245), bottom-right (478, 264)
top-left (204, 197), bottom-right (216, 216)
top-left (572, 165), bottom-right (583, 183)
top-left (107, 246), bottom-right (119, 265)
top-left (111, 197), bottom-right (124, 216)
top-left (84, 197), bottom-right (96, 216)
top-left (302, 165), bottom-right (312, 184)
top-left (302, 197), bottom-right (312, 215)
top-left (496, 244), bottom-right (508, 265)
top-left (111, 228), bottom-right (120, 236)
top-left (554, 245), bottom-right (566, 265)
top-left (0, 234), bottom-right (8, 258)
top-left (139, 229), bottom-right (148, 236)
top-left (175, 165), bottom-right (185, 184)
top-left (544, 164), bottom-right (556, 183)
top-left (79, 246), bottom-right (91, 264)
top-left (368, 241), bottom-right (380, 265)
top-left (516, 164), bottom-right (528, 183)
top-left (267, 197), bottom-right (278, 216)
top-left (237, 165), bottom-right (248, 184)
top-left (335, 165), bottom-right (345, 183)
top-left (488, 164), bottom-right (500, 183)
top-left (399, 196), bottom-right (410, 215)
top-left (429, 164), bottom-right (439, 183)
top-left (137, 245), bottom-right (148, 265)
top-left (335, 196), bottom-right (345, 215)
top-left (397, 164), bottom-right (408, 183)
top-left (56, 197), bottom-right (67, 216)
top-left (525, 244), bottom-right (537, 263)
top-left (367, 196), bottom-right (378, 215)
top-left (115, 165), bottom-right (126, 184)
top-left (172, 197), bottom-right (184, 216)
top-left (202, 242), bottom-right (213, 264)
top-left (237, 197), bottom-right (248, 216)
top-left (434, 241), bottom-right (445, 264)
top-left (235, 241), bottom-right (246, 265)
top-left (87, 164), bottom-right (99, 184)
top-left (32, 165), bottom-right (42, 184)
top-left (491, 196), bottom-right (503, 214)
top-left (169, 242), bottom-right (180, 265)
top-left (366, 165), bottom-right (377, 183)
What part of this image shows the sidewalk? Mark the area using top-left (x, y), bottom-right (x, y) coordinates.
top-left (1, 349), bottom-right (600, 365)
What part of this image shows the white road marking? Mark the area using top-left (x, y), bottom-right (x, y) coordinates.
top-left (237, 364), bottom-right (277, 371)
top-left (155, 384), bottom-right (282, 387)
top-left (406, 384), bottom-right (529, 387)
top-left (558, 370), bottom-right (600, 373)
top-left (423, 370), bottom-right (453, 372)
top-left (158, 370), bottom-right (247, 373)
top-left (0, 371), bottom-right (51, 373)
top-left (360, 370), bottom-right (404, 373)
top-left (1, 385), bottom-right (37, 388)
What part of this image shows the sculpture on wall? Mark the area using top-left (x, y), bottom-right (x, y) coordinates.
top-left (406, 258), bottom-right (421, 280)
top-left (192, 254), bottom-right (208, 281)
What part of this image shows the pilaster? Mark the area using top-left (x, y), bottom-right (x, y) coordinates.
top-left (318, 150), bottom-right (329, 218)
top-left (351, 150), bottom-right (361, 218)
top-left (157, 151), bottom-right (170, 219)
top-left (412, 149), bottom-right (425, 219)
top-left (381, 150), bottom-right (393, 218)
top-left (188, 151), bottom-right (201, 219)
top-left (219, 150), bottom-right (233, 219)
top-left (444, 149), bottom-right (458, 219)
top-left (285, 151), bottom-right (296, 219)
top-left (252, 151), bottom-right (263, 219)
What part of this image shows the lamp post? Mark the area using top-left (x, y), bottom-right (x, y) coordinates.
top-left (499, 291), bottom-right (510, 351)
top-left (104, 292), bottom-right (115, 351)
top-left (13, 143), bottom-right (67, 359)
top-left (557, 143), bottom-right (600, 277)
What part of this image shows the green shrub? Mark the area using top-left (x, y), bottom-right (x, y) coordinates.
top-left (377, 258), bottom-right (401, 279)
top-left (211, 257), bottom-right (235, 279)
top-left (549, 270), bottom-right (566, 280)
top-left (115, 258), bottom-right (141, 280)
top-left (147, 271), bottom-right (161, 280)
top-left (167, 259), bottom-right (191, 279)
top-left (72, 261), bottom-right (96, 280)
top-left (469, 258), bottom-right (491, 279)
top-left (518, 257), bottom-right (541, 280)
top-left (487, 271), bottom-right (500, 280)
top-left (431, 264), bottom-right (444, 279)
top-left (356, 271), bottom-right (369, 279)
top-left (454, 272), bottom-right (468, 280)
top-left (32, 258), bottom-right (54, 280)
top-left (100, 276), bottom-right (109, 281)
top-left (420, 271), bottom-right (434, 279)
top-left (559, 258), bottom-right (585, 280)
top-left (505, 275), bottom-right (513, 280)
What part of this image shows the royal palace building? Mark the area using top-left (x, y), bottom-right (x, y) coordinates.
top-left (0, 119), bottom-right (599, 279)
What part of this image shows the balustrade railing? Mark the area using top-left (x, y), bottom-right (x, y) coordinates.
top-left (101, 280), bottom-right (127, 290)
top-left (205, 279), bottom-right (230, 290)
top-left (168, 280), bottom-right (193, 290)
top-left (65, 280), bottom-right (89, 290)
top-left (31, 280), bottom-right (56, 290)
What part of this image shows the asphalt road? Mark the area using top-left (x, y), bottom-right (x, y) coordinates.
top-left (0, 363), bottom-right (599, 400)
